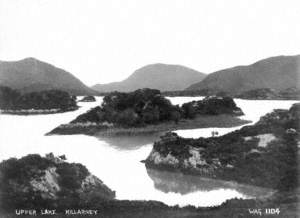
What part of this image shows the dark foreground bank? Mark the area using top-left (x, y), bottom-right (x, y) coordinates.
top-left (0, 153), bottom-right (298, 218)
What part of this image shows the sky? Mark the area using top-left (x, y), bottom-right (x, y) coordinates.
top-left (0, 0), bottom-right (299, 86)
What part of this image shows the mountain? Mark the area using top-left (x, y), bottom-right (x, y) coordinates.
top-left (186, 55), bottom-right (300, 94)
top-left (0, 58), bottom-right (98, 95)
top-left (92, 64), bottom-right (206, 92)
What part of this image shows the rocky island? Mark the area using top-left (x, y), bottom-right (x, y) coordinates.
top-left (0, 86), bottom-right (78, 114)
top-left (79, 95), bottom-right (96, 102)
top-left (47, 88), bottom-right (248, 136)
top-left (145, 103), bottom-right (299, 190)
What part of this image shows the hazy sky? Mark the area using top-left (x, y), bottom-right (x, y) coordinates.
top-left (0, 0), bottom-right (299, 86)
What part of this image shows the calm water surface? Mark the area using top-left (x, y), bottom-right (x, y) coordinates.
top-left (0, 97), bottom-right (298, 207)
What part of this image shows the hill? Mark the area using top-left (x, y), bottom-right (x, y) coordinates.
top-left (186, 55), bottom-right (300, 94)
top-left (0, 58), bottom-right (98, 95)
top-left (92, 63), bottom-right (205, 92)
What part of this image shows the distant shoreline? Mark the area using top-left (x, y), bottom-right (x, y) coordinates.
top-left (0, 106), bottom-right (79, 115)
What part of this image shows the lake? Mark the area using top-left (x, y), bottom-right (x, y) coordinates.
top-left (0, 97), bottom-right (298, 207)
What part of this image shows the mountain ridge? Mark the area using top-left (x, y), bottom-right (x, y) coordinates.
top-left (186, 55), bottom-right (300, 94)
top-left (92, 63), bottom-right (206, 92)
top-left (0, 57), bottom-right (97, 95)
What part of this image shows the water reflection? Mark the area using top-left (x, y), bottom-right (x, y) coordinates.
top-left (95, 133), bottom-right (162, 150)
top-left (146, 168), bottom-right (274, 198)
top-left (0, 97), bottom-right (297, 207)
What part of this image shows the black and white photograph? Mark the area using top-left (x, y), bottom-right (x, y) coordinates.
top-left (0, 0), bottom-right (299, 217)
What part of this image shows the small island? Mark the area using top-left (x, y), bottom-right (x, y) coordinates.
top-left (47, 88), bottom-right (248, 136)
top-left (144, 103), bottom-right (299, 190)
top-left (0, 86), bottom-right (78, 114)
top-left (79, 95), bottom-right (96, 102)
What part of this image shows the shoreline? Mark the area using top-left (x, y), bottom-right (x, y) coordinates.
top-left (0, 190), bottom-right (296, 218)
top-left (144, 160), bottom-right (277, 191)
top-left (0, 106), bottom-right (79, 115)
top-left (46, 114), bottom-right (250, 136)
top-left (163, 94), bottom-right (300, 100)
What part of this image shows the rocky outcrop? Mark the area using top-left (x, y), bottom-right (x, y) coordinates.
top-left (145, 132), bottom-right (221, 177)
top-left (145, 103), bottom-right (300, 190)
top-left (0, 153), bottom-right (115, 210)
top-left (79, 96), bottom-right (96, 102)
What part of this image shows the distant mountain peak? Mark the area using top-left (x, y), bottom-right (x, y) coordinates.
top-left (92, 63), bottom-right (206, 92)
top-left (0, 57), bottom-right (97, 95)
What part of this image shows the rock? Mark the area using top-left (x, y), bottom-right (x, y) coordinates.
top-left (79, 96), bottom-right (96, 102)
top-left (286, 128), bottom-right (297, 134)
top-left (0, 154), bottom-right (115, 210)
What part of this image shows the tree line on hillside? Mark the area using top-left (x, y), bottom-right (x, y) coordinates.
top-left (0, 86), bottom-right (77, 111)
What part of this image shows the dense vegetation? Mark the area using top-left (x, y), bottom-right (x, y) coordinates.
top-left (146, 103), bottom-right (300, 191)
top-left (181, 96), bottom-right (243, 118)
top-left (163, 89), bottom-right (229, 97)
top-left (72, 89), bottom-right (182, 127)
top-left (0, 86), bottom-right (77, 111)
top-left (70, 89), bottom-right (242, 128)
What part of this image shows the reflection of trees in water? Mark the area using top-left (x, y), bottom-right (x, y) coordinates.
top-left (146, 168), bottom-right (273, 198)
top-left (95, 133), bottom-right (162, 150)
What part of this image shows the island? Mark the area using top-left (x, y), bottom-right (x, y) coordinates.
top-left (144, 103), bottom-right (299, 190)
top-left (79, 95), bottom-right (96, 102)
top-left (0, 86), bottom-right (78, 114)
top-left (47, 88), bottom-right (248, 136)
